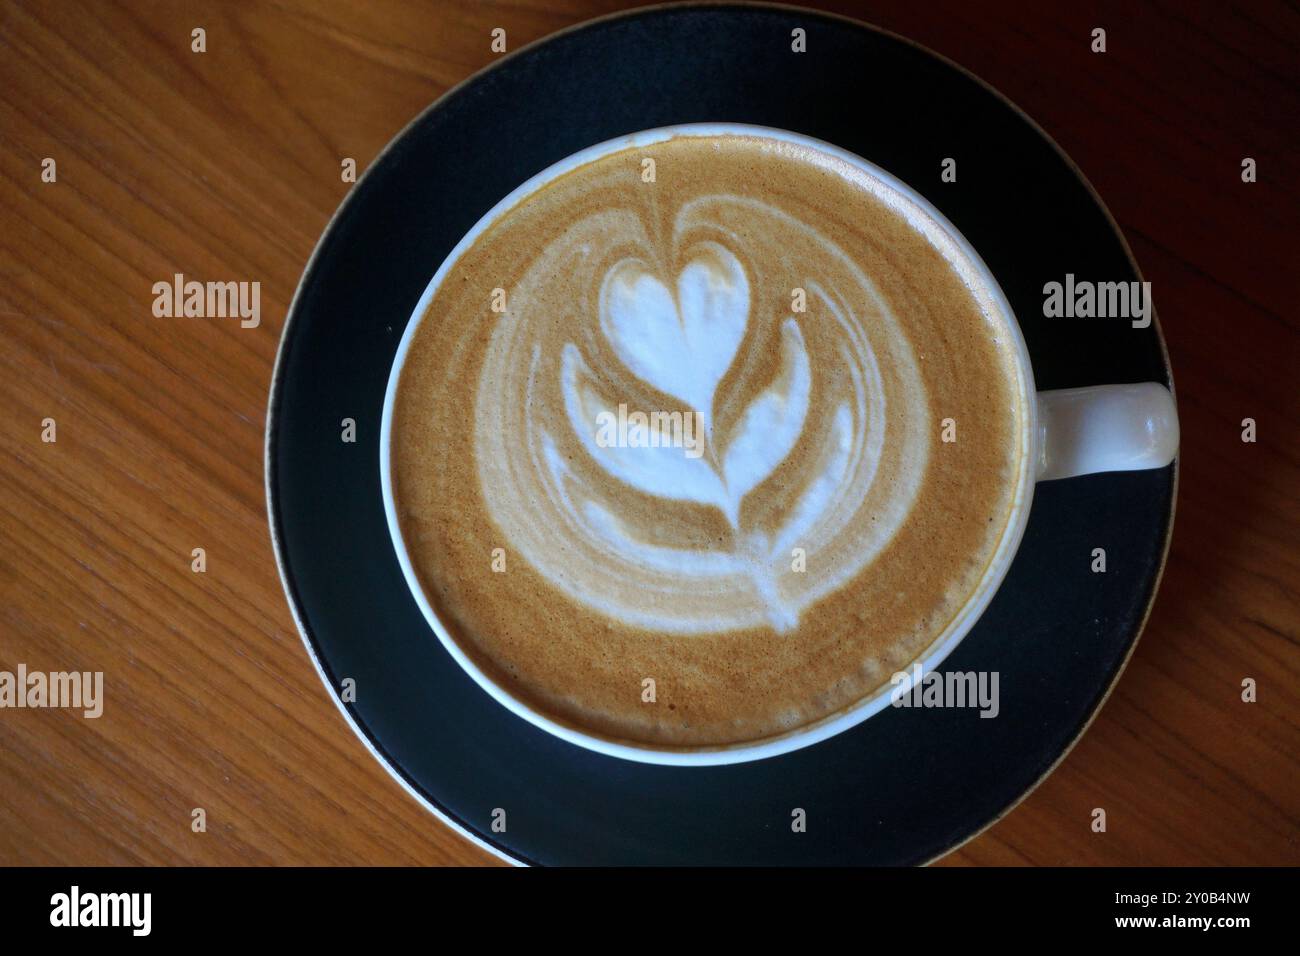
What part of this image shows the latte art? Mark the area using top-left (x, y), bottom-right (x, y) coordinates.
top-left (475, 198), bottom-right (931, 634)
top-left (390, 132), bottom-right (1027, 748)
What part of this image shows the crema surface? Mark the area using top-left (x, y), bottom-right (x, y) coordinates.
top-left (392, 133), bottom-right (1026, 748)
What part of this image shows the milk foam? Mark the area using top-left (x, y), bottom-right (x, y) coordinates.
top-left (475, 192), bottom-right (931, 634)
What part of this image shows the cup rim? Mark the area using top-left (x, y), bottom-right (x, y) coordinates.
top-left (379, 122), bottom-right (1038, 766)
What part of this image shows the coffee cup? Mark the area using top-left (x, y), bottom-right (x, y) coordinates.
top-left (380, 124), bottom-right (1178, 765)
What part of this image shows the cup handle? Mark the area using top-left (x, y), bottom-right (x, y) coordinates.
top-left (1036, 383), bottom-right (1179, 481)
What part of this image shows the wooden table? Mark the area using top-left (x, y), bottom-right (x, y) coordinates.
top-left (1, 0), bottom-right (1295, 866)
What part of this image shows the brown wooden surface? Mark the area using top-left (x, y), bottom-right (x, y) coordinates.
top-left (0, 0), bottom-right (1295, 866)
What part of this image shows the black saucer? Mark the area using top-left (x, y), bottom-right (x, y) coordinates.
top-left (266, 4), bottom-right (1175, 865)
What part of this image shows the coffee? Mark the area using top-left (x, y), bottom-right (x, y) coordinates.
top-left (390, 131), bottom-right (1028, 749)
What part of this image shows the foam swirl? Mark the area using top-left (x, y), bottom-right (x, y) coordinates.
top-left (474, 192), bottom-right (932, 635)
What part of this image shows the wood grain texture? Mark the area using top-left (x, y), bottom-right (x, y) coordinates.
top-left (0, 0), bottom-right (1295, 866)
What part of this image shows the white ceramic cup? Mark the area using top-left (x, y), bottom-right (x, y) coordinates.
top-left (380, 124), bottom-right (1179, 766)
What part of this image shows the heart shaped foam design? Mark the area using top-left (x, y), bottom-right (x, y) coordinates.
top-left (473, 193), bottom-right (931, 635)
top-left (563, 318), bottom-right (811, 528)
top-left (599, 242), bottom-right (749, 429)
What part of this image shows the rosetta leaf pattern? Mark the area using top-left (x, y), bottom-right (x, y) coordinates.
top-left (576, 246), bottom-right (812, 529)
